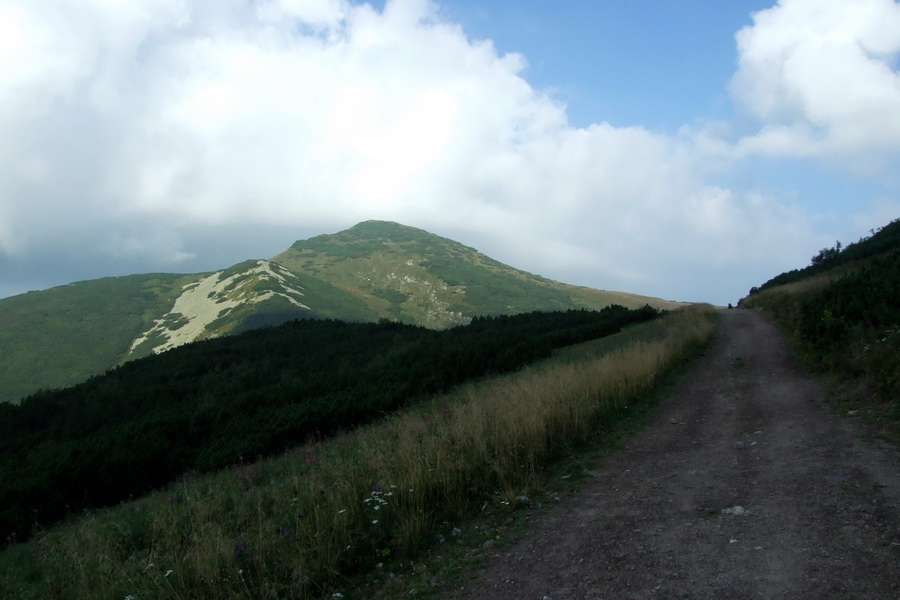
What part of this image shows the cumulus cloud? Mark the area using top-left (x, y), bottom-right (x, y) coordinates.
top-left (0, 0), bottom-right (889, 304)
top-left (730, 0), bottom-right (900, 171)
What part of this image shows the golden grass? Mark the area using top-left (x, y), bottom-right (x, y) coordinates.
top-left (1, 306), bottom-right (716, 600)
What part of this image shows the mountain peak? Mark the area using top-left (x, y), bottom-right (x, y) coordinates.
top-left (347, 220), bottom-right (420, 235)
top-left (299, 220), bottom-right (439, 246)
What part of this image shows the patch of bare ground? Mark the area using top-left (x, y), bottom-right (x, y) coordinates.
top-left (443, 309), bottom-right (900, 600)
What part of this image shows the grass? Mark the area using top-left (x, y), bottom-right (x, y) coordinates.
top-left (0, 306), bottom-right (716, 600)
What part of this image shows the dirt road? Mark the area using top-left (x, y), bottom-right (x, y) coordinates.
top-left (446, 309), bottom-right (900, 599)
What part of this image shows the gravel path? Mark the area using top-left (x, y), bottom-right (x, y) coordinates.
top-left (445, 309), bottom-right (900, 599)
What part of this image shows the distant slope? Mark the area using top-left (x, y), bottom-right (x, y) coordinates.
top-left (0, 274), bottom-right (191, 404)
top-left (0, 220), bottom-right (683, 403)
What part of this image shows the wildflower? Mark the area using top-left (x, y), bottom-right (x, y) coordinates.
top-left (165, 570), bottom-right (174, 578)
top-left (372, 520), bottom-right (379, 524)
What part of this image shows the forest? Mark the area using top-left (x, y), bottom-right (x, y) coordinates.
top-left (0, 304), bottom-right (661, 543)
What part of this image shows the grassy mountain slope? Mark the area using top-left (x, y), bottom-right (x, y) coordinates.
top-left (0, 263), bottom-right (380, 404)
top-left (0, 220), bottom-right (682, 403)
top-left (0, 274), bottom-right (193, 403)
top-left (740, 217), bottom-right (900, 440)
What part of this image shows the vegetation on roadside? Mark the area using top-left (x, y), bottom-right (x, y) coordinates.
top-left (0, 305), bottom-right (661, 546)
top-left (741, 218), bottom-right (900, 440)
top-left (0, 306), bottom-right (716, 600)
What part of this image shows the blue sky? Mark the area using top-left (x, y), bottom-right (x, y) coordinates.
top-left (438, 1), bottom-right (774, 130)
top-left (1, 0), bottom-right (899, 305)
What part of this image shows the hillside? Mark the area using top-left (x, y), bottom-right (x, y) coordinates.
top-left (0, 220), bottom-right (683, 404)
top-left (740, 217), bottom-right (900, 437)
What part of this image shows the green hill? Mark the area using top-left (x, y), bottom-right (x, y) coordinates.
top-left (0, 221), bottom-right (683, 404)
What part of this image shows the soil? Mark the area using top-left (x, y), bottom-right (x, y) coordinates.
top-left (443, 309), bottom-right (900, 599)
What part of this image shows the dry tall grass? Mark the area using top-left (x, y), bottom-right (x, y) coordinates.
top-left (2, 306), bottom-right (716, 600)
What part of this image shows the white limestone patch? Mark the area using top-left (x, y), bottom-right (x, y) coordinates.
top-left (366, 267), bottom-right (467, 328)
top-left (129, 260), bottom-right (308, 355)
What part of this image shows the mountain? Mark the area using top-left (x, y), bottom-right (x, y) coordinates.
top-left (0, 220), bottom-right (683, 404)
top-left (272, 221), bottom-right (681, 325)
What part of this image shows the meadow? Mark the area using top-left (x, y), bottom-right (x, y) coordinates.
top-left (0, 305), bottom-right (716, 599)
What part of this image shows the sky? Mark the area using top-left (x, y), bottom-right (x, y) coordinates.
top-left (1, 0), bottom-right (899, 305)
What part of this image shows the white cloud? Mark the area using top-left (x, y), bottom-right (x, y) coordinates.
top-left (731, 0), bottom-right (900, 167)
top-left (0, 0), bottom-right (885, 305)
top-left (259, 0), bottom-right (350, 30)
